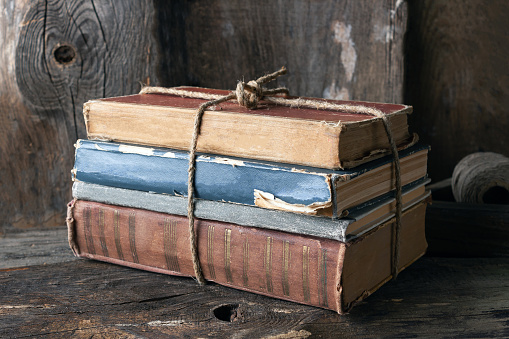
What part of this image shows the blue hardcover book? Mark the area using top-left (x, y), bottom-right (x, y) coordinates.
top-left (72, 139), bottom-right (428, 217)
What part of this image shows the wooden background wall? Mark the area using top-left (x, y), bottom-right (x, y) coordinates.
top-left (0, 0), bottom-right (161, 233)
top-left (1, 0), bottom-right (507, 233)
top-left (406, 0), bottom-right (509, 184)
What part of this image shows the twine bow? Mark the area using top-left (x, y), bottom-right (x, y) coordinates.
top-left (140, 67), bottom-right (403, 285)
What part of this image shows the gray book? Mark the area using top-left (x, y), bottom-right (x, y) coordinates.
top-left (72, 179), bottom-right (430, 242)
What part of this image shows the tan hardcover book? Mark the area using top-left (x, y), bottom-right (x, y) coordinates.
top-left (84, 87), bottom-right (417, 169)
top-left (67, 197), bottom-right (429, 314)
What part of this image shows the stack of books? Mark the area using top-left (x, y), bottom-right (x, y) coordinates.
top-left (68, 87), bottom-right (430, 314)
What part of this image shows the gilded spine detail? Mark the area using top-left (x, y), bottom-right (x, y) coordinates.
top-left (224, 229), bottom-right (233, 283)
top-left (264, 237), bottom-right (273, 293)
top-left (207, 226), bottom-right (216, 280)
top-left (318, 249), bottom-right (328, 307)
top-left (302, 246), bottom-right (311, 303)
top-left (98, 209), bottom-right (108, 257)
top-left (129, 212), bottom-right (139, 264)
top-left (282, 241), bottom-right (291, 296)
top-left (113, 210), bottom-right (124, 261)
top-left (163, 218), bottom-right (180, 272)
top-left (242, 237), bottom-right (249, 287)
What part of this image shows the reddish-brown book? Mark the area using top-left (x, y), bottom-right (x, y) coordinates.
top-left (84, 87), bottom-right (417, 169)
top-left (67, 198), bottom-right (428, 314)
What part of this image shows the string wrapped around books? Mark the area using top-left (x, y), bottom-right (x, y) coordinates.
top-left (140, 67), bottom-right (403, 284)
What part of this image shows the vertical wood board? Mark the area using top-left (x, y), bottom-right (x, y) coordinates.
top-left (158, 0), bottom-right (407, 103)
top-left (0, 0), bottom-right (161, 232)
top-left (406, 0), bottom-right (509, 181)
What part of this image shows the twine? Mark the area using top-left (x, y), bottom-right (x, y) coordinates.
top-left (67, 198), bottom-right (80, 256)
top-left (140, 67), bottom-right (403, 283)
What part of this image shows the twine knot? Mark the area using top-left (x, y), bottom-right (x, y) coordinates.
top-left (234, 67), bottom-right (289, 110)
top-left (236, 80), bottom-right (263, 109)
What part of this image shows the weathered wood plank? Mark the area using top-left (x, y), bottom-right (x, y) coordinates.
top-left (0, 227), bottom-right (74, 269)
top-left (158, 0), bottom-right (407, 102)
top-left (0, 0), bottom-right (160, 233)
top-left (0, 260), bottom-right (324, 338)
top-left (406, 0), bottom-right (509, 181)
top-left (0, 258), bottom-right (507, 338)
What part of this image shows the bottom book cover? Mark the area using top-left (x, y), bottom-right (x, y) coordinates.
top-left (67, 198), bottom-right (429, 314)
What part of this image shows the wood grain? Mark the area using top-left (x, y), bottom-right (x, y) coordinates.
top-left (0, 227), bottom-right (73, 269)
top-left (157, 0), bottom-right (407, 102)
top-left (0, 257), bottom-right (507, 338)
top-left (406, 0), bottom-right (509, 181)
top-left (0, 0), bottom-right (160, 233)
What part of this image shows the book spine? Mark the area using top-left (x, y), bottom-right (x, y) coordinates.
top-left (68, 199), bottom-right (345, 313)
top-left (73, 140), bottom-right (333, 214)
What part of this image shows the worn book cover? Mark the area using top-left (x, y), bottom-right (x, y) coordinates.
top-left (84, 87), bottom-right (417, 169)
top-left (72, 139), bottom-right (428, 217)
top-left (67, 197), bottom-right (429, 314)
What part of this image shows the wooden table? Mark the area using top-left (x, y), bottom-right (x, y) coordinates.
top-left (1, 227), bottom-right (508, 338)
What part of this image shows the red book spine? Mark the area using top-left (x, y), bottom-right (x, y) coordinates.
top-left (68, 199), bottom-right (346, 313)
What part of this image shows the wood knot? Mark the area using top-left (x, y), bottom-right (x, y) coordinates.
top-left (213, 304), bottom-right (244, 322)
top-left (53, 44), bottom-right (77, 65)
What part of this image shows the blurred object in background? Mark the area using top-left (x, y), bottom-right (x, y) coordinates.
top-left (452, 152), bottom-right (509, 204)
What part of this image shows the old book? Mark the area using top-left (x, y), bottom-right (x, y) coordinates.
top-left (72, 139), bottom-right (428, 217)
top-left (72, 178), bottom-right (430, 241)
top-left (67, 197), bottom-right (429, 314)
top-left (83, 87), bottom-right (417, 169)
